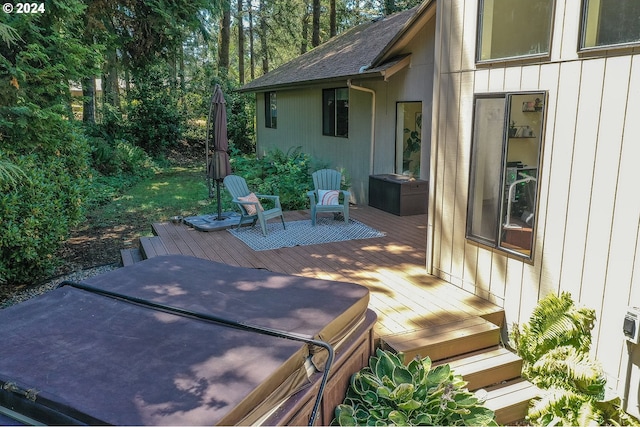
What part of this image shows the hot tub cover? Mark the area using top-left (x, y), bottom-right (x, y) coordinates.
top-left (0, 255), bottom-right (370, 425)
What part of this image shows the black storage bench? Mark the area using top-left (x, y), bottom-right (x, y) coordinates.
top-left (369, 174), bottom-right (428, 216)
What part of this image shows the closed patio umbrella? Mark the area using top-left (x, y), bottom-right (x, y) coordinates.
top-left (206, 84), bottom-right (232, 220)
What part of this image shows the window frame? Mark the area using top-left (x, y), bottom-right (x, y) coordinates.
top-left (466, 91), bottom-right (547, 260)
top-left (476, 0), bottom-right (556, 64)
top-left (579, 0), bottom-right (640, 52)
top-left (264, 91), bottom-right (277, 129)
top-left (322, 87), bottom-right (349, 138)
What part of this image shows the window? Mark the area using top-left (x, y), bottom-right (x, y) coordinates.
top-left (265, 91), bottom-right (277, 128)
top-left (323, 88), bottom-right (349, 137)
top-left (396, 102), bottom-right (422, 178)
top-left (467, 92), bottom-right (545, 258)
top-left (581, 0), bottom-right (640, 49)
top-left (477, 0), bottom-right (554, 62)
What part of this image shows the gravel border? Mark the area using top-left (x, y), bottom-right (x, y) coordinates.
top-left (0, 264), bottom-right (120, 309)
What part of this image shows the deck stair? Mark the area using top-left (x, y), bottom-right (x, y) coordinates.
top-left (380, 316), bottom-right (540, 425)
top-left (120, 236), bottom-right (168, 266)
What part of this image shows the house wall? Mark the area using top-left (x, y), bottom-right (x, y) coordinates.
top-left (254, 15), bottom-right (437, 205)
top-left (429, 0), bottom-right (640, 417)
top-left (256, 87), bottom-right (374, 203)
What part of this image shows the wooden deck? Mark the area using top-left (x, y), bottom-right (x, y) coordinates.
top-left (151, 205), bottom-right (503, 339)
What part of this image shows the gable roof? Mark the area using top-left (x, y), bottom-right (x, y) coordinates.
top-left (239, 0), bottom-right (435, 92)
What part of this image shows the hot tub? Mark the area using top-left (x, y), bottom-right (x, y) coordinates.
top-left (0, 255), bottom-right (375, 425)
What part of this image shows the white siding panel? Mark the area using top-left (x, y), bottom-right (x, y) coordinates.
top-left (433, 72), bottom-right (451, 274)
top-left (440, 72), bottom-right (461, 277)
top-left (476, 246), bottom-right (493, 297)
top-left (538, 61), bottom-right (580, 296)
top-left (488, 68), bottom-right (506, 92)
top-left (460, 0), bottom-right (478, 71)
top-left (447, 0), bottom-right (464, 73)
top-left (503, 66), bottom-right (522, 91)
top-left (557, 0), bottom-right (580, 61)
top-left (504, 256), bottom-right (525, 329)
top-left (451, 73), bottom-right (475, 284)
top-left (596, 56), bottom-right (639, 383)
top-left (520, 64), bottom-right (560, 317)
top-left (489, 246), bottom-right (507, 304)
top-left (462, 241), bottom-right (479, 293)
top-left (521, 65), bottom-right (541, 90)
top-left (559, 59), bottom-right (606, 298)
top-left (475, 69), bottom-right (490, 92)
top-left (439, 0), bottom-right (453, 75)
top-left (580, 56), bottom-right (631, 319)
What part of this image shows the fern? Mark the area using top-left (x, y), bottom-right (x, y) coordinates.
top-left (514, 292), bottom-right (595, 364)
top-left (528, 387), bottom-right (602, 426)
top-left (528, 346), bottom-right (605, 398)
top-left (511, 292), bottom-right (640, 426)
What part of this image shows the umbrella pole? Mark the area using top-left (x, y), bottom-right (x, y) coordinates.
top-left (215, 180), bottom-right (226, 221)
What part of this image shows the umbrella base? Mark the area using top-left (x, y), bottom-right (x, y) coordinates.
top-left (183, 212), bottom-right (241, 232)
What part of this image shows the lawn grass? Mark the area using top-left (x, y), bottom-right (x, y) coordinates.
top-left (91, 165), bottom-right (234, 229)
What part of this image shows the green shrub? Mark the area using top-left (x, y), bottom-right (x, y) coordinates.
top-left (511, 292), bottom-right (640, 426)
top-left (231, 147), bottom-right (323, 211)
top-left (126, 63), bottom-right (182, 157)
top-left (332, 349), bottom-right (497, 426)
top-left (0, 113), bottom-right (91, 284)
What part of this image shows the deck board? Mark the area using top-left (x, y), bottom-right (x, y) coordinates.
top-left (152, 205), bottom-right (503, 339)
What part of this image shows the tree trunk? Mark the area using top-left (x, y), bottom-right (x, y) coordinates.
top-left (330, 0), bottom-right (336, 37)
top-left (248, 3), bottom-right (255, 80)
top-left (82, 77), bottom-right (96, 124)
top-left (102, 47), bottom-right (121, 115)
top-left (312, 0), bottom-right (320, 47)
top-left (300, 0), bottom-right (310, 54)
top-left (259, 0), bottom-right (268, 74)
top-left (237, 0), bottom-right (245, 85)
top-left (219, 6), bottom-right (231, 76)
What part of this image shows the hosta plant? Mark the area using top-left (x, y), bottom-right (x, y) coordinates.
top-left (332, 348), bottom-right (497, 426)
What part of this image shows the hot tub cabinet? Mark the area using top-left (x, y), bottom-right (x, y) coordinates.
top-left (0, 255), bottom-right (376, 426)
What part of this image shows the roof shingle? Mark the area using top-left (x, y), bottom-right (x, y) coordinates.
top-left (239, 5), bottom-right (423, 92)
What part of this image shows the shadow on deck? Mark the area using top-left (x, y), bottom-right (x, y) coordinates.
top-left (122, 204), bottom-right (538, 424)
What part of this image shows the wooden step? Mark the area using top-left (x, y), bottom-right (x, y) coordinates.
top-left (139, 236), bottom-right (169, 260)
top-left (379, 317), bottom-right (501, 363)
top-left (120, 248), bottom-right (143, 266)
top-left (435, 345), bottom-right (523, 391)
top-left (482, 378), bottom-right (540, 425)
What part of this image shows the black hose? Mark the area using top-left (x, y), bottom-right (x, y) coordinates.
top-left (58, 280), bottom-right (333, 426)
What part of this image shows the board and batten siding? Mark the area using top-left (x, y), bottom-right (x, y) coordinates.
top-left (429, 0), bottom-right (640, 415)
top-left (255, 13), bottom-right (437, 205)
top-left (256, 87), bottom-right (373, 203)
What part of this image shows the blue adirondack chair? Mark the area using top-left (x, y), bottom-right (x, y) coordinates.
top-left (223, 175), bottom-right (286, 236)
top-left (307, 169), bottom-right (350, 226)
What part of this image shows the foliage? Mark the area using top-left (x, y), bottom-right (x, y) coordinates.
top-left (0, 160), bottom-right (27, 186)
top-left (0, 0), bottom-right (100, 109)
top-left (125, 63), bottom-right (183, 157)
top-left (231, 147), bottom-right (322, 210)
top-left (0, 119), bottom-right (92, 285)
top-left (0, 0), bottom-right (98, 285)
top-left (511, 292), bottom-right (596, 366)
top-left (332, 349), bottom-right (498, 426)
top-left (511, 292), bottom-right (640, 426)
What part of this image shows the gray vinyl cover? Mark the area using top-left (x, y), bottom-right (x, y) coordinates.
top-left (0, 255), bottom-right (370, 425)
